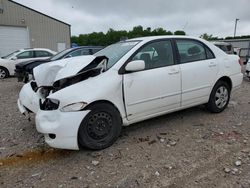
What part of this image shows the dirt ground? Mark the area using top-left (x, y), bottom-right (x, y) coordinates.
top-left (0, 75), bottom-right (250, 188)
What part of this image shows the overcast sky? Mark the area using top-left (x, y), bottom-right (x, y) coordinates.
top-left (14, 0), bottom-right (250, 37)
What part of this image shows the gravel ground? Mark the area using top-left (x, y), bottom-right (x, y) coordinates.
top-left (0, 76), bottom-right (250, 188)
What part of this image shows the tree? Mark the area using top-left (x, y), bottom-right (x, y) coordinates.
top-left (174, 30), bottom-right (186, 35)
top-left (200, 33), bottom-right (214, 41)
top-left (71, 26), bottom-right (187, 46)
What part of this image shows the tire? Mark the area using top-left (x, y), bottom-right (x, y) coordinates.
top-left (206, 80), bottom-right (231, 113)
top-left (0, 67), bottom-right (9, 79)
top-left (78, 103), bottom-right (122, 150)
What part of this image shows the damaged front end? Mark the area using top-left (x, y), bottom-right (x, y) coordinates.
top-left (18, 55), bottom-right (108, 115)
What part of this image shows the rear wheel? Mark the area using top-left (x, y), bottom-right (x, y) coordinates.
top-left (207, 81), bottom-right (231, 113)
top-left (78, 103), bottom-right (122, 150)
top-left (0, 67), bottom-right (9, 79)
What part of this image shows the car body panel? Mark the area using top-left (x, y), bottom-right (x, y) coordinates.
top-left (33, 56), bottom-right (96, 87)
top-left (18, 82), bottom-right (42, 113)
top-left (36, 109), bottom-right (90, 150)
top-left (17, 36), bottom-right (243, 150)
top-left (123, 65), bottom-right (181, 120)
top-left (180, 58), bottom-right (219, 107)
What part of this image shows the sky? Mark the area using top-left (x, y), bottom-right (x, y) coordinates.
top-left (14, 0), bottom-right (250, 38)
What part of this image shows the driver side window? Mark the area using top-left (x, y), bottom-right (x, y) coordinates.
top-left (132, 40), bottom-right (174, 70)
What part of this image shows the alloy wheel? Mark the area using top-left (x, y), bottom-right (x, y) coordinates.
top-left (0, 69), bottom-right (6, 79)
top-left (215, 86), bottom-right (229, 109)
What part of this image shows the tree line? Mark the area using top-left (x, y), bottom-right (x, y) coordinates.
top-left (200, 33), bottom-right (250, 41)
top-left (71, 26), bottom-right (186, 46)
top-left (71, 25), bottom-right (250, 46)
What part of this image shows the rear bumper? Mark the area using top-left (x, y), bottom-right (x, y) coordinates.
top-left (35, 109), bottom-right (90, 150)
top-left (231, 73), bottom-right (243, 91)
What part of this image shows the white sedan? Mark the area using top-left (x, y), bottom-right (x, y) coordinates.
top-left (0, 48), bottom-right (56, 79)
top-left (18, 36), bottom-right (243, 150)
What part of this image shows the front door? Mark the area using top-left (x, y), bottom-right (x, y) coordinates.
top-left (123, 40), bottom-right (181, 121)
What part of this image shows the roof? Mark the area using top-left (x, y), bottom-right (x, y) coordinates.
top-left (9, 0), bottom-right (70, 26)
top-left (126, 35), bottom-right (201, 42)
top-left (20, 48), bottom-right (56, 52)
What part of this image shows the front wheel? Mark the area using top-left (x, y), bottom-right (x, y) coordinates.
top-left (206, 81), bottom-right (231, 113)
top-left (78, 103), bottom-right (122, 150)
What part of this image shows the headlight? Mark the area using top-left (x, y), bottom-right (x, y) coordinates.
top-left (61, 102), bottom-right (88, 112)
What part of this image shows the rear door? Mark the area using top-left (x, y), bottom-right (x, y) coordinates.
top-left (123, 40), bottom-right (181, 121)
top-left (175, 39), bottom-right (218, 107)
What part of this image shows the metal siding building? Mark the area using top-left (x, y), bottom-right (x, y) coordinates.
top-left (0, 0), bottom-right (70, 56)
top-left (222, 38), bottom-right (250, 49)
top-left (222, 39), bottom-right (250, 61)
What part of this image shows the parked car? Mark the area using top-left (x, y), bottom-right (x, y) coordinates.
top-left (15, 46), bottom-right (103, 82)
top-left (18, 36), bottom-right (243, 150)
top-left (246, 59), bottom-right (250, 79)
top-left (212, 41), bottom-right (234, 54)
top-left (0, 48), bottom-right (56, 79)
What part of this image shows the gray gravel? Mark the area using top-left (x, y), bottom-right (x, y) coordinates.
top-left (0, 76), bottom-right (250, 188)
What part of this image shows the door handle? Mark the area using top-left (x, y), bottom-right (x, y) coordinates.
top-left (208, 62), bottom-right (217, 67)
top-left (168, 70), bottom-right (180, 75)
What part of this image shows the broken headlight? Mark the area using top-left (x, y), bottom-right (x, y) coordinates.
top-left (40, 98), bottom-right (60, 111)
top-left (60, 102), bottom-right (87, 112)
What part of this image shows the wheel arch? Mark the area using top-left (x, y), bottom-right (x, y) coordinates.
top-left (84, 100), bottom-right (123, 120)
top-left (216, 76), bottom-right (232, 91)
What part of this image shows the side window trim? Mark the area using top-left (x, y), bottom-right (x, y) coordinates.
top-left (119, 39), bottom-right (177, 74)
top-left (173, 38), bottom-right (215, 64)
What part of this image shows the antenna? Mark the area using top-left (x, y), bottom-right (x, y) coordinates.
top-left (182, 22), bottom-right (188, 30)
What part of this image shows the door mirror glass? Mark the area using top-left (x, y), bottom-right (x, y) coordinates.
top-left (65, 55), bottom-right (72, 59)
top-left (125, 60), bottom-right (145, 72)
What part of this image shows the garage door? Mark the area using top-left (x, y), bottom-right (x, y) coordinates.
top-left (0, 26), bottom-right (30, 57)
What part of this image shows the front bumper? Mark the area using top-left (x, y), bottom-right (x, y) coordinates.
top-left (18, 82), bottom-right (42, 114)
top-left (35, 109), bottom-right (90, 150)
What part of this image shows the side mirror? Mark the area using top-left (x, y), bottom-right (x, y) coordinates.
top-left (65, 55), bottom-right (72, 59)
top-left (11, 57), bottom-right (17, 60)
top-left (125, 60), bottom-right (145, 72)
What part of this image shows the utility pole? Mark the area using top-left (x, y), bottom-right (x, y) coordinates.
top-left (234, 18), bottom-right (239, 38)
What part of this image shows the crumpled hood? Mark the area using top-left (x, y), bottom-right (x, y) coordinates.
top-left (33, 55), bottom-right (96, 87)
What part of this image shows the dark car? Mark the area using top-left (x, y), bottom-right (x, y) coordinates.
top-left (15, 46), bottom-right (103, 83)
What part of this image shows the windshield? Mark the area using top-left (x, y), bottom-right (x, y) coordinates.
top-left (94, 41), bottom-right (140, 69)
top-left (1, 50), bottom-right (20, 59)
top-left (50, 48), bottom-right (73, 61)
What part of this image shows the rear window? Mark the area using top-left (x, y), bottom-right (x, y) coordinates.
top-left (176, 40), bottom-right (206, 63)
top-left (35, 51), bottom-right (52, 57)
top-left (16, 51), bottom-right (34, 59)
